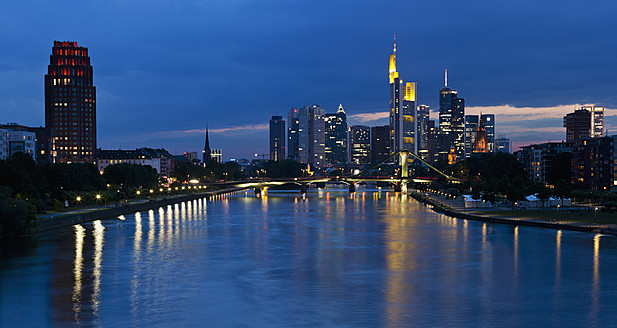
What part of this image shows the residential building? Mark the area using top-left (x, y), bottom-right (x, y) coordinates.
top-left (516, 142), bottom-right (572, 185)
top-left (572, 137), bottom-right (612, 191)
top-left (0, 128), bottom-right (36, 160)
top-left (97, 148), bottom-right (174, 179)
top-left (45, 41), bottom-right (96, 163)
top-left (564, 108), bottom-right (591, 143)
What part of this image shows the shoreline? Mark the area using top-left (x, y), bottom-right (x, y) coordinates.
top-left (35, 187), bottom-right (246, 234)
top-left (410, 191), bottom-right (617, 236)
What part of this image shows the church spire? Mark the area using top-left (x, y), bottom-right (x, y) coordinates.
top-left (202, 124), bottom-right (211, 166)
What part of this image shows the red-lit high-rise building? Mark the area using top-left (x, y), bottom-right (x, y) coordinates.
top-left (45, 41), bottom-right (96, 163)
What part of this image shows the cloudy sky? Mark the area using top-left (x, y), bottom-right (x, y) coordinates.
top-left (1, 0), bottom-right (616, 159)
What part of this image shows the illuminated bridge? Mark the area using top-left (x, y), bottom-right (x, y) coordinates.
top-left (206, 150), bottom-right (461, 194)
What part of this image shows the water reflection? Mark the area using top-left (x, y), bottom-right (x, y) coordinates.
top-left (91, 220), bottom-right (105, 322)
top-left (72, 224), bottom-right (85, 324)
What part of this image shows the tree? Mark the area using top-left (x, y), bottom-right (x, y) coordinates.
top-left (0, 187), bottom-right (37, 238)
top-left (104, 163), bottom-right (159, 188)
top-left (546, 152), bottom-right (571, 186)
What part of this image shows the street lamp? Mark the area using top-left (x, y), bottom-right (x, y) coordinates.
top-left (76, 196), bottom-right (81, 207)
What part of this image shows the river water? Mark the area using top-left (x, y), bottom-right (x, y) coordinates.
top-left (1, 189), bottom-right (616, 327)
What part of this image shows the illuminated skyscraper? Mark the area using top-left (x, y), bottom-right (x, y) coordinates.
top-left (438, 69), bottom-right (464, 163)
top-left (287, 105), bottom-right (325, 167)
top-left (389, 37), bottom-right (417, 155)
top-left (417, 104), bottom-right (430, 151)
top-left (269, 116), bottom-right (285, 161)
top-left (324, 104), bottom-right (347, 165)
top-left (45, 41), bottom-right (96, 163)
top-left (349, 125), bottom-right (371, 165)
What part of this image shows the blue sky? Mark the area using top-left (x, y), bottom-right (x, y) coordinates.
top-left (1, 0), bottom-right (616, 160)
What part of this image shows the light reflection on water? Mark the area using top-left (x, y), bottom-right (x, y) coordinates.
top-left (1, 192), bottom-right (616, 327)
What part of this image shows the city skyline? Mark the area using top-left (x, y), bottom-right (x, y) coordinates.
top-left (0, 0), bottom-right (616, 160)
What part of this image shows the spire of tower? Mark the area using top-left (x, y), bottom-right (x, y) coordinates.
top-left (445, 69), bottom-right (448, 87)
top-left (337, 104), bottom-right (345, 114)
top-left (203, 124), bottom-right (211, 166)
top-left (393, 34), bottom-right (396, 54)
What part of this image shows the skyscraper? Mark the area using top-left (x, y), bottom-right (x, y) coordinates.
top-left (481, 113), bottom-right (495, 152)
top-left (438, 69), bottom-right (465, 163)
top-left (417, 104), bottom-right (430, 151)
top-left (349, 125), bottom-right (371, 165)
top-left (269, 116), bottom-right (285, 161)
top-left (464, 115), bottom-right (479, 158)
top-left (45, 41), bottom-right (96, 163)
top-left (287, 105), bottom-right (325, 168)
top-left (324, 105), bottom-right (348, 165)
top-left (389, 37), bottom-right (417, 155)
top-left (371, 125), bottom-right (390, 164)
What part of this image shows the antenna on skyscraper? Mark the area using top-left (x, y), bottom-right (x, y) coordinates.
top-left (445, 69), bottom-right (448, 87)
top-left (393, 34), bottom-right (396, 54)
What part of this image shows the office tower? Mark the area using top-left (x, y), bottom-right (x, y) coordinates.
top-left (371, 125), bottom-right (390, 164)
top-left (349, 125), bottom-right (371, 165)
top-left (202, 126), bottom-right (211, 165)
top-left (464, 115), bottom-right (479, 158)
top-left (388, 37), bottom-right (417, 155)
top-left (324, 104), bottom-right (348, 165)
top-left (481, 114), bottom-right (495, 152)
top-left (288, 105), bottom-right (325, 167)
top-left (438, 69), bottom-right (465, 163)
top-left (417, 104), bottom-right (430, 151)
top-left (287, 108), bottom-right (300, 161)
top-left (496, 136), bottom-right (511, 153)
top-left (581, 105), bottom-right (604, 137)
top-left (564, 109), bottom-right (591, 142)
top-left (45, 41), bottom-right (96, 163)
top-left (269, 116), bottom-right (286, 161)
top-left (426, 120), bottom-right (439, 162)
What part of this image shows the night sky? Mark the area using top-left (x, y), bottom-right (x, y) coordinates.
top-left (1, 0), bottom-right (616, 160)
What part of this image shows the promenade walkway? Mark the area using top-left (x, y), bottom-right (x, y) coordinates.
top-left (413, 191), bottom-right (617, 235)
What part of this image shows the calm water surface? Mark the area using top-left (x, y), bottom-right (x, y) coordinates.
top-left (1, 189), bottom-right (616, 327)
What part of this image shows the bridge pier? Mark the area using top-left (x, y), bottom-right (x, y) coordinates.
top-left (261, 186), bottom-right (269, 196)
top-left (254, 187), bottom-right (261, 195)
top-left (393, 184), bottom-right (401, 193)
top-left (300, 184), bottom-right (307, 194)
top-left (349, 183), bottom-right (356, 193)
top-left (401, 182), bottom-right (407, 194)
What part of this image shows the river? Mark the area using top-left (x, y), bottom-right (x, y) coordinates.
top-left (1, 189), bottom-right (616, 327)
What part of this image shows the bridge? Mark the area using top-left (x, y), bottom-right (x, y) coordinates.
top-left (206, 150), bottom-right (461, 194)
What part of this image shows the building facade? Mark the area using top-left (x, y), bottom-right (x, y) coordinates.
top-left (572, 137), bottom-right (612, 191)
top-left (0, 128), bottom-right (36, 160)
top-left (564, 109), bottom-right (591, 142)
top-left (349, 125), bottom-right (371, 165)
top-left (324, 105), bottom-right (348, 165)
top-left (438, 70), bottom-right (465, 163)
top-left (371, 125), bottom-right (390, 165)
top-left (388, 38), bottom-right (417, 155)
top-left (45, 41), bottom-right (96, 163)
top-left (287, 105), bottom-right (325, 168)
top-left (516, 142), bottom-right (572, 185)
top-left (97, 148), bottom-right (174, 179)
top-left (417, 104), bottom-right (430, 152)
top-left (269, 115), bottom-right (286, 161)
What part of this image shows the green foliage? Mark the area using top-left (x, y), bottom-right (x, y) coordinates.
top-left (103, 163), bottom-right (159, 188)
top-left (263, 160), bottom-right (304, 178)
top-left (546, 152), bottom-right (571, 186)
top-left (0, 191), bottom-right (37, 238)
top-left (41, 163), bottom-right (105, 192)
top-left (173, 161), bottom-right (209, 182)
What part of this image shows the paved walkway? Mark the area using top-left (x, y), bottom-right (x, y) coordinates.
top-left (415, 191), bottom-right (617, 234)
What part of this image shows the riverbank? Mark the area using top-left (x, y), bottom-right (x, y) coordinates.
top-left (35, 187), bottom-right (246, 234)
top-left (410, 191), bottom-right (617, 236)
